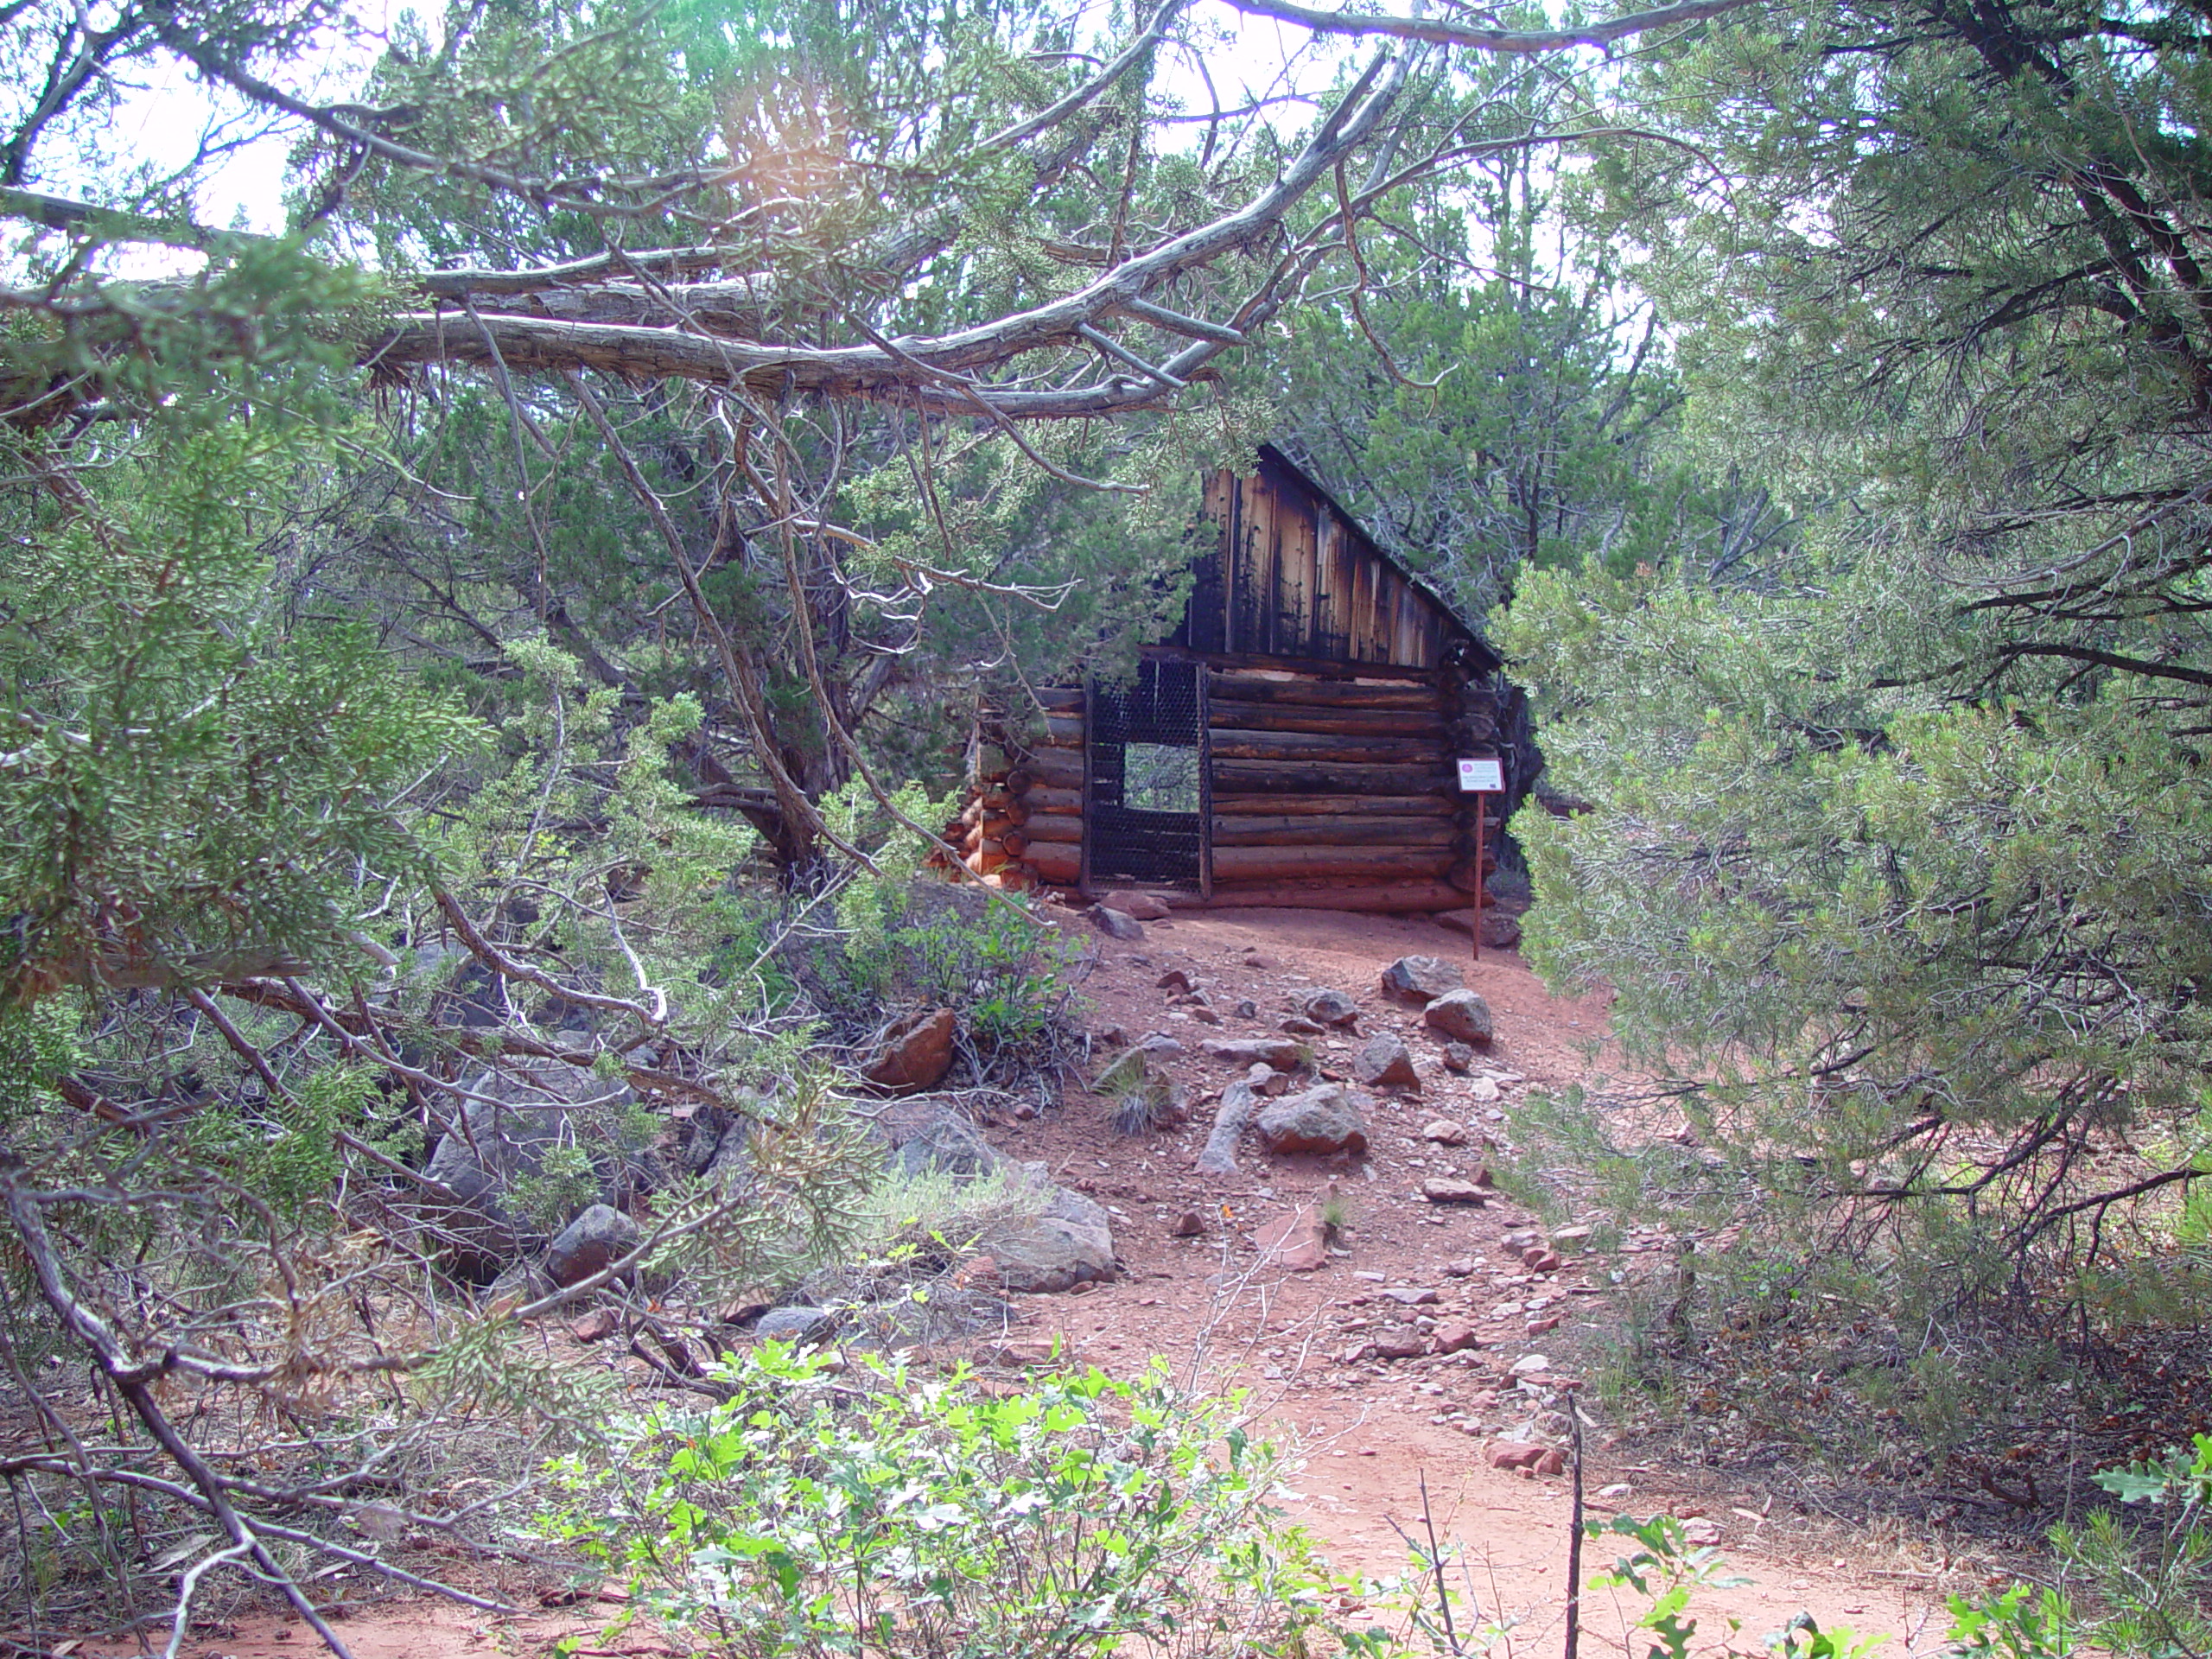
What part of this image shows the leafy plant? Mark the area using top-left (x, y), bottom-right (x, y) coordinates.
top-left (537, 1344), bottom-right (1336, 1659)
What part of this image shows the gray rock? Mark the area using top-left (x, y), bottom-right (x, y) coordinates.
top-left (1089, 906), bottom-right (1146, 941)
top-left (421, 1059), bottom-right (640, 1278)
top-left (891, 1110), bottom-right (1004, 1179)
top-left (981, 1185), bottom-right (1116, 1293)
top-left (1254, 1083), bottom-right (1370, 1157)
top-left (1423, 989), bottom-right (1496, 1046)
top-left (1233, 999), bottom-right (1259, 1020)
top-left (1201, 1036), bottom-right (1309, 1070)
top-left (543, 1204), bottom-right (643, 1287)
top-left (1280, 1015), bottom-right (1328, 1036)
top-left (755, 1306), bottom-right (835, 1342)
top-left (1198, 1080), bottom-right (1258, 1174)
top-left (1299, 988), bottom-right (1361, 1028)
top-left (1381, 955), bottom-right (1465, 1004)
top-left (1441, 1041), bottom-right (1476, 1074)
top-left (485, 1257), bottom-right (553, 1306)
top-left (1352, 1033), bottom-right (1421, 1090)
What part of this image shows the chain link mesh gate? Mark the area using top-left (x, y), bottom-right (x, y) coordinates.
top-left (1084, 661), bottom-right (1206, 891)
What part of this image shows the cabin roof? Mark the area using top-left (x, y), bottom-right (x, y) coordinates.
top-left (1171, 444), bottom-right (1502, 677)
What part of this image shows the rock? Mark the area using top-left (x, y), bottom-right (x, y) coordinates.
top-left (1489, 1442), bottom-right (1546, 1471)
top-left (977, 1337), bottom-right (1063, 1368)
top-left (1351, 1033), bottom-right (1421, 1090)
top-left (1523, 1248), bottom-right (1563, 1274)
top-left (1441, 1043), bottom-right (1475, 1074)
top-left (980, 1185), bottom-right (1116, 1293)
top-left (1197, 1080), bottom-right (1259, 1174)
top-left (1551, 1225), bottom-right (1596, 1245)
top-left (1381, 955), bottom-right (1465, 1004)
top-left (1509, 1353), bottom-right (1551, 1376)
top-left (1201, 1037), bottom-right (1308, 1070)
top-left (861, 1007), bottom-right (957, 1093)
top-left (1681, 1518), bottom-right (1724, 1547)
top-left (1242, 952), bottom-right (1281, 971)
top-left (1246, 1063), bottom-right (1290, 1096)
top-left (1484, 912), bottom-right (1523, 950)
top-left (421, 1058), bottom-right (642, 1278)
top-left (1089, 906), bottom-right (1145, 941)
top-left (1255, 1212), bottom-right (1329, 1272)
top-left (1169, 1209), bottom-right (1208, 1237)
top-left (755, 1306), bottom-right (834, 1342)
top-left (1421, 1178), bottom-right (1491, 1205)
top-left (889, 1108), bottom-right (1004, 1179)
top-left (1299, 988), bottom-right (1361, 1028)
top-left (1535, 1449), bottom-right (1567, 1477)
top-left (543, 1204), bottom-right (643, 1288)
top-left (1371, 1328), bottom-right (1428, 1360)
top-left (569, 1307), bottom-right (619, 1343)
top-left (1380, 1286), bottom-right (1440, 1306)
top-left (1432, 1322), bottom-right (1480, 1355)
top-left (1443, 1257), bottom-right (1479, 1277)
top-left (1156, 969), bottom-right (1195, 993)
top-left (1469, 1076), bottom-right (1502, 1103)
top-left (1188, 1006), bottom-right (1222, 1025)
top-left (1423, 1118), bottom-right (1469, 1145)
top-left (1527, 1315), bottom-right (1561, 1338)
top-left (1103, 890), bottom-right (1171, 920)
top-left (1280, 1015), bottom-right (1328, 1036)
top-left (1233, 999), bottom-right (1258, 1020)
top-left (1254, 1083), bottom-right (1370, 1157)
top-left (1423, 989), bottom-right (1496, 1046)
top-left (1094, 1041), bottom-right (1174, 1094)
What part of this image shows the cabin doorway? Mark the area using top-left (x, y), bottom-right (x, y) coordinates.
top-left (1084, 661), bottom-right (1208, 892)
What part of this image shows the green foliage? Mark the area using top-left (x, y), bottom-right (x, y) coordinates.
top-left (537, 1344), bottom-right (1334, 1659)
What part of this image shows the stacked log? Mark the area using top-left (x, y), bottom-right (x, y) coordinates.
top-left (957, 687), bottom-right (1084, 891)
top-left (1202, 667), bottom-right (1487, 912)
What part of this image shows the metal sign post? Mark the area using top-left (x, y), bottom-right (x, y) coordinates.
top-left (1455, 756), bottom-right (1503, 965)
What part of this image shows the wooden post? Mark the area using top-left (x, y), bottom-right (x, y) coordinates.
top-left (1471, 790), bottom-right (1484, 966)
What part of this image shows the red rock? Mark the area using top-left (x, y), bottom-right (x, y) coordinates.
top-left (569, 1308), bottom-right (618, 1343)
top-left (1526, 1314), bottom-right (1561, 1338)
top-left (1488, 1442), bottom-right (1545, 1471)
top-left (1169, 1209), bottom-right (1207, 1237)
top-left (862, 1007), bottom-right (957, 1092)
top-left (1156, 969), bottom-right (1195, 993)
top-left (1535, 1449), bottom-right (1567, 1477)
top-left (1432, 1322), bottom-right (1481, 1355)
top-left (1523, 1248), bottom-right (1563, 1274)
top-left (1371, 1329), bottom-right (1428, 1360)
top-left (1255, 1213), bottom-right (1329, 1271)
top-left (1421, 1178), bottom-right (1490, 1205)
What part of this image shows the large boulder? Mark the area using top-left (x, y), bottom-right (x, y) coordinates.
top-left (862, 1007), bottom-right (957, 1093)
top-left (1351, 1033), bottom-right (1421, 1090)
top-left (543, 1204), bottom-right (642, 1287)
top-left (1423, 989), bottom-right (1496, 1046)
top-left (421, 1059), bottom-right (641, 1278)
top-left (1381, 955), bottom-right (1465, 1004)
top-left (1254, 1083), bottom-right (1370, 1157)
top-left (980, 1185), bottom-right (1116, 1293)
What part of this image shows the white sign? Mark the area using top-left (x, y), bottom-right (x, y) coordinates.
top-left (1456, 756), bottom-right (1503, 793)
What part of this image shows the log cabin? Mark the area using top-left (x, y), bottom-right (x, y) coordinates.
top-left (943, 445), bottom-right (1536, 912)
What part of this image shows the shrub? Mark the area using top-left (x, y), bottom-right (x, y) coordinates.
top-left (538, 1344), bottom-right (1332, 1659)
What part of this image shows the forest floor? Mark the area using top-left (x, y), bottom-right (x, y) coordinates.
top-left (73, 907), bottom-right (2024, 1659)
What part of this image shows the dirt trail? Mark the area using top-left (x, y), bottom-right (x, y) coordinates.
top-left (72, 908), bottom-right (1961, 1659)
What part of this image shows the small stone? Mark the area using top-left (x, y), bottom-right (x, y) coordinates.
top-left (756, 1306), bottom-right (833, 1341)
top-left (1523, 1248), bottom-right (1563, 1274)
top-left (1469, 1076), bottom-right (1502, 1103)
top-left (1280, 1015), bottom-right (1328, 1036)
top-left (1234, 999), bottom-right (1259, 1020)
top-left (1509, 1353), bottom-right (1551, 1376)
top-left (1441, 1043), bottom-right (1475, 1074)
top-left (543, 1204), bottom-right (642, 1287)
top-left (1432, 1322), bottom-right (1480, 1355)
top-left (1526, 1315), bottom-right (1561, 1338)
top-left (1681, 1518), bottom-right (1724, 1547)
top-left (1351, 1033), bottom-right (1421, 1090)
top-left (1202, 1037), bottom-right (1308, 1070)
top-left (1443, 1257), bottom-right (1479, 1277)
top-left (1103, 890), bottom-right (1172, 920)
top-left (1169, 1209), bottom-right (1207, 1237)
top-left (1012, 1101), bottom-right (1039, 1121)
top-left (1247, 1062), bottom-right (1293, 1096)
top-left (1381, 1286), bottom-right (1440, 1306)
top-left (1535, 1449), bottom-right (1567, 1477)
top-left (1156, 969), bottom-right (1195, 993)
top-left (1423, 989), bottom-right (1495, 1046)
top-left (977, 1337), bottom-right (1061, 1368)
top-left (1243, 952), bottom-right (1281, 971)
top-left (1371, 1328), bottom-right (1428, 1360)
top-left (1382, 955), bottom-right (1465, 1004)
top-left (569, 1307), bottom-right (619, 1343)
top-left (1423, 1118), bottom-right (1470, 1146)
top-left (1488, 1442), bottom-right (1546, 1471)
top-left (1421, 1178), bottom-right (1490, 1205)
top-left (1550, 1225), bottom-right (1595, 1244)
top-left (1190, 1006), bottom-right (1222, 1025)
top-left (1299, 988), bottom-right (1361, 1028)
top-left (861, 1007), bottom-right (958, 1093)
top-left (1090, 906), bottom-right (1146, 941)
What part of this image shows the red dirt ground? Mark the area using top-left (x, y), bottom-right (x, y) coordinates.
top-left (67, 906), bottom-right (1980, 1659)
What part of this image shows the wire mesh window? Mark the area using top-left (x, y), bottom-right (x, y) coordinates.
top-left (1087, 662), bottom-right (1205, 890)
